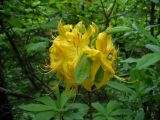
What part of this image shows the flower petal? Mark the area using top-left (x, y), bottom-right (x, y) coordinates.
top-left (96, 32), bottom-right (107, 53)
top-left (82, 25), bottom-right (95, 46)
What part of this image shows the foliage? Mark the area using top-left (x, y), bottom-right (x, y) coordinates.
top-left (92, 101), bottom-right (132, 120)
top-left (19, 90), bottom-right (89, 120)
top-left (0, 0), bottom-right (160, 120)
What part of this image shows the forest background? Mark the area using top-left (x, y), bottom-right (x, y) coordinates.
top-left (0, 0), bottom-right (160, 120)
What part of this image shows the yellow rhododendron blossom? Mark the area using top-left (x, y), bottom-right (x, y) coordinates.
top-left (49, 21), bottom-right (117, 92)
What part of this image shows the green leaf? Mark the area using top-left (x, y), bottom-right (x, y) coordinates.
top-left (151, 0), bottom-right (160, 4)
top-left (105, 26), bottom-right (132, 34)
top-left (92, 102), bottom-right (106, 115)
top-left (64, 103), bottom-right (89, 120)
top-left (136, 53), bottom-right (160, 69)
top-left (19, 104), bottom-right (54, 112)
top-left (26, 42), bottom-right (49, 55)
top-left (63, 112), bottom-right (83, 120)
top-left (95, 66), bottom-right (104, 83)
top-left (145, 44), bottom-right (160, 53)
top-left (74, 54), bottom-right (91, 84)
top-left (60, 92), bottom-right (70, 108)
top-left (140, 29), bottom-right (157, 44)
top-left (122, 58), bottom-right (138, 63)
top-left (49, 0), bottom-right (56, 4)
top-left (33, 111), bottom-right (55, 120)
top-left (111, 109), bottom-right (131, 116)
top-left (108, 81), bottom-right (133, 93)
top-left (117, 0), bottom-right (128, 6)
top-left (8, 17), bottom-right (22, 27)
top-left (107, 117), bottom-right (116, 120)
top-left (32, 1), bottom-right (41, 7)
top-left (40, 21), bottom-right (58, 30)
top-left (94, 116), bottom-right (106, 120)
top-left (36, 96), bottom-right (57, 110)
top-left (130, 68), bottom-right (141, 81)
top-left (67, 103), bottom-right (89, 116)
top-left (135, 108), bottom-right (144, 120)
top-left (106, 101), bottom-right (118, 114)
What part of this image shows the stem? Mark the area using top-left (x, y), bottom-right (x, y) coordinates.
top-left (88, 91), bottom-right (93, 120)
top-left (99, 0), bottom-right (116, 27)
top-left (59, 113), bottom-right (64, 120)
top-left (108, 0), bottom-right (116, 18)
top-left (150, 1), bottom-right (155, 36)
top-left (99, 0), bottom-right (109, 27)
top-left (99, 0), bottom-right (109, 18)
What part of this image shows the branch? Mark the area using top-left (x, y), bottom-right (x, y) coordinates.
top-left (1, 20), bottom-right (53, 94)
top-left (0, 87), bottom-right (34, 99)
top-left (4, 31), bottom-right (39, 90)
top-left (150, 1), bottom-right (155, 36)
top-left (99, 0), bottom-right (117, 27)
top-left (108, 0), bottom-right (116, 18)
top-left (110, 1), bottom-right (138, 20)
top-left (88, 91), bottom-right (93, 120)
top-left (110, 11), bottom-right (129, 19)
top-left (99, 0), bottom-right (109, 20)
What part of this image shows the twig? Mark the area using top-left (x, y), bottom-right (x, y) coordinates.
top-left (88, 91), bottom-right (93, 120)
top-left (108, 0), bottom-right (116, 18)
top-left (99, 0), bottom-right (117, 27)
top-left (110, 10), bottom-right (129, 19)
top-left (2, 24), bottom-right (53, 93)
top-left (99, 0), bottom-right (109, 19)
top-left (0, 87), bottom-right (34, 99)
top-left (5, 31), bottom-right (39, 89)
top-left (150, 1), bottom-right (155, 36)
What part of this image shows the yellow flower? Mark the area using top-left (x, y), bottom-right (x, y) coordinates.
top-left (49, 21), bottom-right (117, 92)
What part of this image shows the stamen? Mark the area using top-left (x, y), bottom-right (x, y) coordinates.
top-left (113, 75), bottom-right (137, 83)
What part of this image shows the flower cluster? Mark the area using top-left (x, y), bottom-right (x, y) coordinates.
top-left (49, 21), bottom-right (117, 92)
